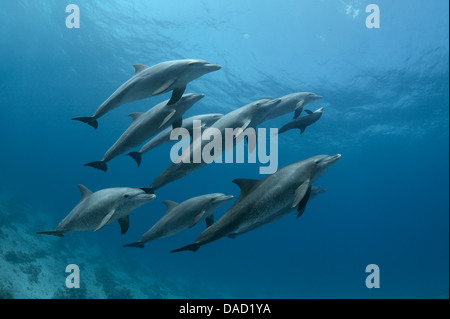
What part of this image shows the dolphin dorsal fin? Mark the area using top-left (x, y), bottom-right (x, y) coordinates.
top-left (129, 112), bottom-right (144, 122)
top-left (77, 184), bottom-right (92, 201)
top-left (232, 178), bottom-right (260, 196)
top-left (163, 200), bottom-right (179, 212)
top-left (133, 64), bottom-right (149, 75)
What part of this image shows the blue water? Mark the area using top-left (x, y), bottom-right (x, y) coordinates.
top-left (0, 0), bottom-right (448, 299)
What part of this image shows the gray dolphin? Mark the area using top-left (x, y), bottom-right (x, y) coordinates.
top-left (278, 107), bottom-right (324, 135)
top-left (264, 92), bottom-right (322, 121)
top-left (124, 193), bottom-right (234, 248)
top-left (37, 185), bottom-right (156, 237)
top-left (227, 186), bottom-right (326, 239)
top-left (149, 98), bottom-right (282, 191)
top-left (171, 154), bottom-right (341, 253)
top-left (72, 59), bottom-right (221, 129)
top-left (84, 93), bottom-right (204, 172)
top-left (127, 113), bottom-right (223, 167)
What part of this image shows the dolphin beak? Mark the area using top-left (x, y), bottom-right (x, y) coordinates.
top-left (330, 154), bottom-right (341, 164)
top-left (218, 195), bottom-right (234, 202)
top-left (315, 107), bottom-right (324, 113)
top-left (135, 191), bottom-right (156, 202)
top-left (205, 64), bottom-right (222, 71)
top-left (314, 95), bottom-right (323, 99)
top-left (192, 93), bottom-right (205, 102)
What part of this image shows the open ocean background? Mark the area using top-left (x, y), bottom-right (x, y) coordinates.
top-left (0, 0), bottom-right (448, 298)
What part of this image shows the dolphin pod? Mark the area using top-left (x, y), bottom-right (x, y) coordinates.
top-left (38, 57), bottom-right (338, 255)
top-left (149, 98), bottom-right (282, 191)
top-left (72, 59), bottom-right (221, 129)
top-left (171, 154), bottom-right (341, 253)
top-left (84, 93), bottom-right (204, 172)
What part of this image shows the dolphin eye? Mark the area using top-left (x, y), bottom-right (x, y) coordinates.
top-left (124, 194), bottom-right (130, 198)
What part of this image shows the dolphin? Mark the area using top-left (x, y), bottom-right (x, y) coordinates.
top-left (263, 92), bottom-right (322, 121)
top-left (72, 59), bottom-right (221, 129)
top-left (278, 107), bottom-right (324, 135)
top-left (84, 93), bottom-right (204, 172)
top-left (227, 186), bottom-right (326, 239)
top-left (171, 154), bottom-right (341, 253)
top-left (37, 185), bottom-right (156, 237)
top-left (127, 113), bottom-right (223, 167)
top-left (124, 193), bottom-right (234, 248)
top-left (149, 98), bottom-right (282, 191)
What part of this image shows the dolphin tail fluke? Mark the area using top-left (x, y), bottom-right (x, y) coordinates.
top-left (72, 117), bottom-right (98, 130)
top-left (127, 152), bottom-right (142, 167)
top-left (170, 243), bottom-right (200, 253)
top-left (37, 231), bottom-right (64, 237)
top-left (139, 187), bottom-right (155, 194)
top-left (84, 161), bottom-right (107, 172)
top-left (123, 242), bottom-right (145, 248)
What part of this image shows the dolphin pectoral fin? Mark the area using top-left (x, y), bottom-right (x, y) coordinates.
top-left (294, 101), bottom-right (304, 119)
top-left (167, 86), bottom-right (186, 105)
top-left (123, 241), bottom-right (145, 248)
top-left (171, 243), bottom-right (200, 253)
top-left (300, 126), bottom-right (306, 134)
top-left (153, 79), bottom-right (176, 96)
top-left (245, 134), bottom-right (257, 154)
top-left (94, 210), bottom-right (116, 232)
top-left (84, 161), bottom-right (107, 172)
top-left (234, 120), bottom-right (251, 143)
top-left (227, 233), bottom-right (238, 239)
top-left (296, 185), bottom-right (312, 218)
top-left (189, 210), bottom-right (206, 228)
top-left (118, 216), bottom-right (129, 234)
top-left (159, 110), bottom-right (177, 129)
top-left (292, 179), bottom-right (311, 209)
top-left (172, 117), bottom-right (182, 130)
top-left (127, 152), bottom-right (142, 167)
top-left (72, 117), bottom-right (98, 130)
top-left (37, 231), bottom-right (64, 237)
top-left (205, 215), bottom-right (214, 228)
top-left (304, 109), bottom-right (313, 115)
top-left (241, 119), bottom-right (251, 132)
